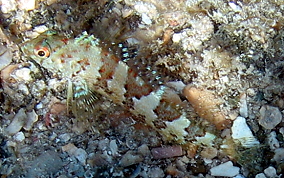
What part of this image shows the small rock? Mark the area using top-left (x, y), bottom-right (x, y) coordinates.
top-left (18, 0), bottom-right (35, 11)
top-left (273, 148), bottom-right (284, 164)
top-left (279, 127), bottom-right (284, 138)
top-left (239, 93), bottom-right (248, 118)
top-left (14, 67), bottom-right (32, 82)
top-left (33, 25), bottom-right (48, 33)
top-left (165, 81), bottom-right (186, 93)
top-left (255, 173), bottom-right (267, 178)
top-left (233, 174), bottom-right (246, 178)
top-left (0, 44), bottom-right (13, 71)
top-left (268, 131), bottom-right (279, 150)
top-left (109, 140), bottom-right (118, 156)
top-left (98, 138), bottom-right (109, 151)
top-left (1, 0), bottom-right (16, 13)
top-left (151, 145), bottom-right (183, 159)
top-left (62, 143), bottom-right (87, 165)
top-left (1, 64), bottom-right (19, 84)
top-left (5, 108), bottom-right (26, 136)
top-left (231, 116), bottom-right (259, 147)
top-left (259, 105), bottom-right (282, 129)
top-left (49, 132), bottom-right (57, 141)
top-left (137, 144), bottom-right (150, 156)
top-left (195, 132), bottom-right (216, 146)
top-left (134, 2), bottom-right (157, 24)
top-left (24, 110), bottom-right (38, 131)
top-left (148, 167), bottom-right (165, 178)
top-left (119, 151), bottom-right (143, 167)
top-left (26, 150), bottom-right (63, 178)
top-left (210, 161), bottom-right (240, 177)
top-left (58, 133), bottom-right (71, 142)
top-left (264, 166), bottom-right (277, 178)
top-left (172, 32), bottom-right (183, 43)
top-left (13, 132), bottom-right (25, 142)
top-left (50, 102), bottom-right (66, 115)
top-left (200, 146), bottom-right (218, 159)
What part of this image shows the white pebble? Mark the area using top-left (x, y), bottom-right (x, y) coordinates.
top-left (228, 2), bottom-right (242, 12)
top-left (239, 93), bottom-right (248, 118)
top-left (0, 45), bottom-right (12, 71)
top-left (13, 132), bottom-right (25, 142)
top-left (273, 148), bottom-right (284, 163)
top-left (33, 25), bottom-right (48, 33)
top-left (134, 2), bottom-right (157, 20)
top-left (210, 161), bottom-right (240, 177)
top-left (109, 140), bottom-right (118, 156)
top-left (231, 116), bottom-right (259, 147)
top-left (74, 148), bottom-right (87, 165)
top-left (1, 0), bottom-right (16, 13)
top-left (172, 33), bottom-right (183, 43)
top-left (148, 167), bottom-right (165, 178)
top-left (14, 68), bottom-right (32, 81)
top-left (264, 166), bottom-right (277, 178)
top-left (5, 108), bottom-right (26, 136)
top-left (255, 173), bottom-right (267, 178)
top-left (195, 132), bottom-right (216, 146)
top-left (24, 110), bottom-right (38, 131)
top-left (58, 133), bottom-right (71, 142)
top-left (36, 102), bottom-right (43, 109)
top-left (268, 131), bottom-right (279, 150)
top-left (18, 0), bottom-right (35, 11)
top-left (141, 13), bottom-right (152, 25)
top-left (259, 105), bottom-right (282, 129)
top-left (18, 83), bottom-right (30, 95)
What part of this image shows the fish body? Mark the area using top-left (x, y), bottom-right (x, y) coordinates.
top-left (21, 32), bottom-right (190, 143)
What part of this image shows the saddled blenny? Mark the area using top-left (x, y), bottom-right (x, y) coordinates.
top-left (20, 31), bottom-right (193, 143)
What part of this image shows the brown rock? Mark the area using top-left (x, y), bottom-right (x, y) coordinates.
top-left (151, 145), bottom-right (183, 159)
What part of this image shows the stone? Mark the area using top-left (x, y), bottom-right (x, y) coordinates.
top-left (119, 151), bottom-right (143, 167)
top-left (18, 0), bottom-right (35, 11)
top-left (1, 0), bottom-right (16, 13)
top-left (109, 140), bottom-right (118, 156)
top-left (137, 144), bottom-right (150, 156)
top-left (5, 108), bottom-right (26, 136)
top-left (24, 110), bottom-right (38, 131)
top-left (267, 131), bottom-right (279, 150)
top-left (255, 173), bottom-right (266, 178)
top-left (13, 132), bottom-right (25, 142)
top-left (62, 143), bottom-right (87, 165)
top-left (259, 105), bottom-right (282, 129)
top-left (26, 150), bottom-right (63, 178)
top-left (210, 161), bottom-right (240, 177)
top-left (58, 133), bottom-right (71, 142)
top-left (200, 147), bottom-right (218, 159)
top-left (239, 93), bottom-right (248, 118)
top-left (195, 132), bottom-right (216, 146)
top-left (231, 116), bottom-right (259, 147)
top-left (0, 44), bottom-right (12, 71)
top-left (264, 166), bottom-right (277, 178)
top-left (273, 148), bottom-right (284, 164)
top-left (151, 145), bottom-right (183, 159)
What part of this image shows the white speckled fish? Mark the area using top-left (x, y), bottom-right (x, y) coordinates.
top-left (21, 31), bottom-right (190, 143)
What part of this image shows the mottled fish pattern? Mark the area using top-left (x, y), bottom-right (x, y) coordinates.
top-left (21, 32), bottom-right (190, 143)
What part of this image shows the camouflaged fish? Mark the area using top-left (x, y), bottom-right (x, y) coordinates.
top-left (21, 31), bottom-right (190, 143)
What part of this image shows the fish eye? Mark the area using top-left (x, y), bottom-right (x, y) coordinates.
top-left (34, 47), bottom-right (50, 58)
